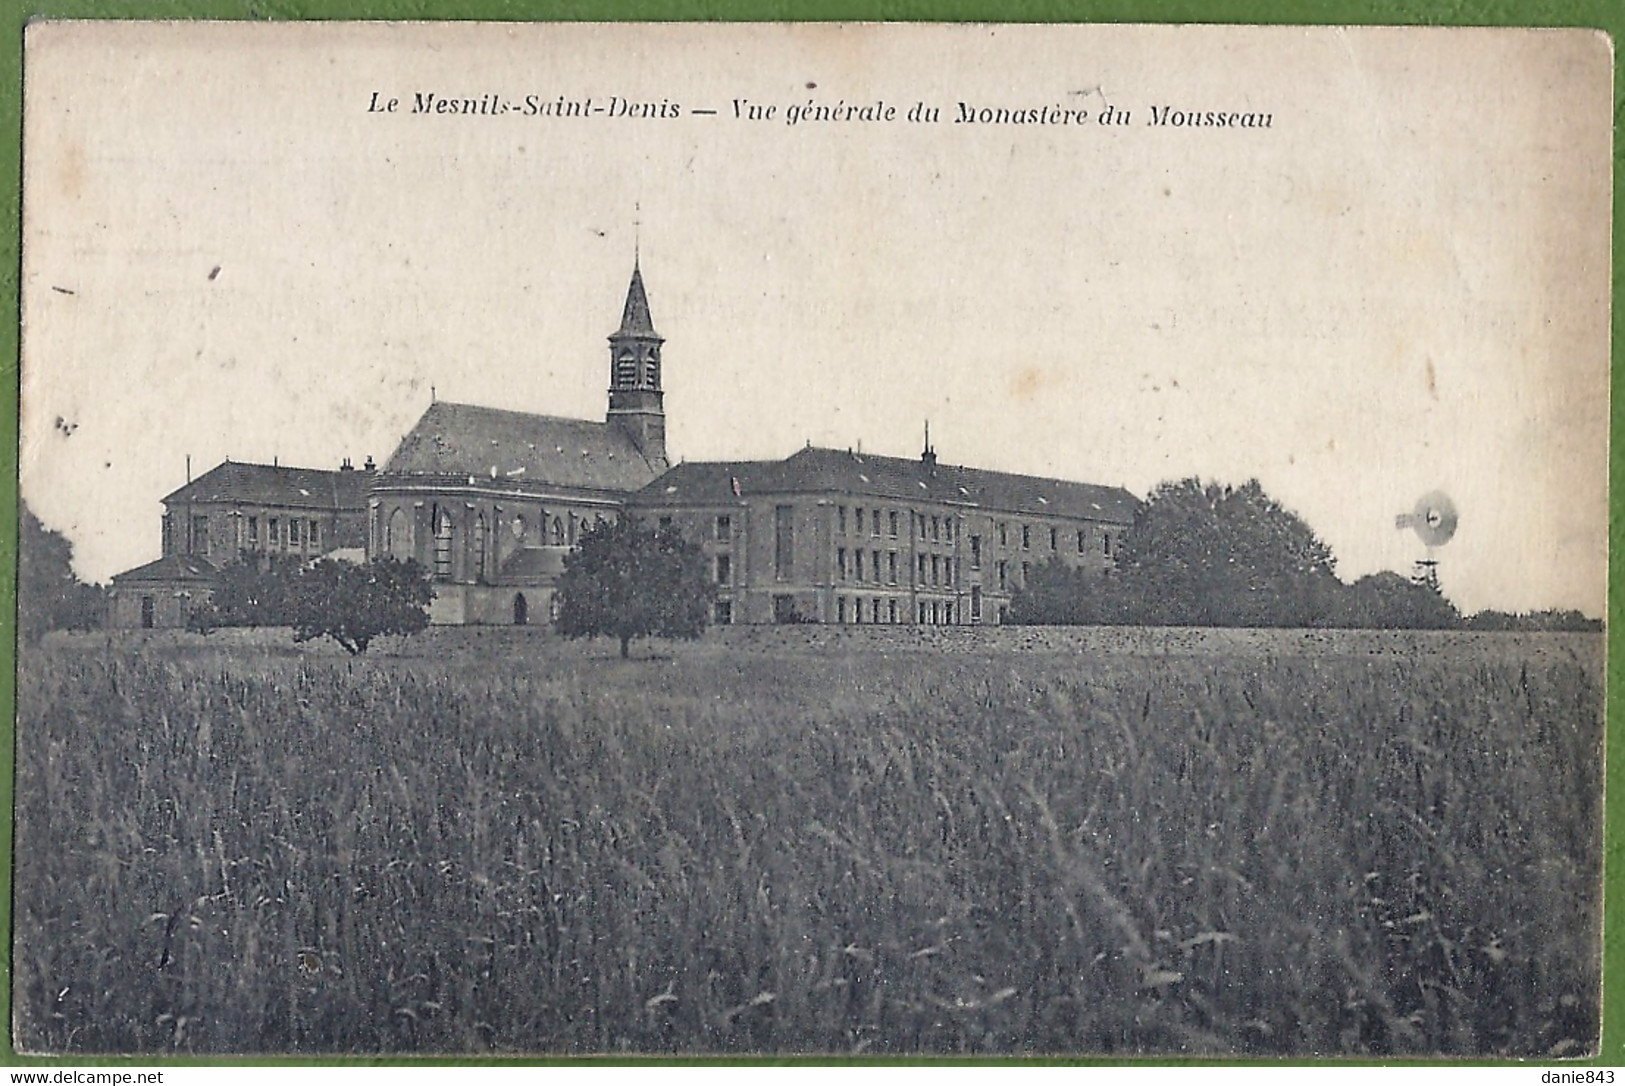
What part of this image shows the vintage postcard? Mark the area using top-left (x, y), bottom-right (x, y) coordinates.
top-left (13, 22), bottom-right (1610, 1057)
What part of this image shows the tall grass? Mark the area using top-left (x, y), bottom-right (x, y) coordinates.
top-left (12, 632), bottom-right (1602, 1055)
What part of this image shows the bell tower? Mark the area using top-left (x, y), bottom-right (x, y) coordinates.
top-left (606, 258), bottom-right (667, 469)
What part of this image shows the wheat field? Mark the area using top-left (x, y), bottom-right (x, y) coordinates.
top-left (12, 627), bottom-right (1603, 1056)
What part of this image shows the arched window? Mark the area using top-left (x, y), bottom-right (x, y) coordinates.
top-left (617, 351), bottom-right (637, 385)
top-left (434, 509), bottom-right (453, 580)
top-left (552, 516), bottom-right (565, 546)
top-left (474, 513), bottom-right (488, 583)
top-left (387, 507), bottom-right (409, 560)
top-left (643, 348), bottom-right (658, 387)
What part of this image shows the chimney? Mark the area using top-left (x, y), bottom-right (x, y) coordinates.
top-left (363, 455), bottom-right (376, 473)
top-left (339, 457), bottom-right (354, 472)
top-left (921, 421), bottom-right (937, 469)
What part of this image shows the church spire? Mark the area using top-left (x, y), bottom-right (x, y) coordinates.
top-left (606, 254), bottom-right (667, 469)
top-left (617, 260), bottom-right (657, 337)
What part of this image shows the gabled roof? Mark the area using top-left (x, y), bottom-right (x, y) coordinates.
top-left (382, 401), bottom-right (663, 493)
top-left (615, 263), bottom-right (659, 338)
top-left (634, 446), bottom-right (1139, 523)
top-left (162, 461), bottom-right (371, 511)
top-left (111, 554), bottom-right (219, 584)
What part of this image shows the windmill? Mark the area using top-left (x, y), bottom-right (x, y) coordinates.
top-left (1394, 490), bottom-right (1458, 592)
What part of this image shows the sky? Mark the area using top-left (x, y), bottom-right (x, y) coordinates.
top-left (18, 22), bottom-right (1613, 616)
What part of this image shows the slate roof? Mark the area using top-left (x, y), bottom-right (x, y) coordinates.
top-left (634, 446), bottom-right (1139, 523)
top-left (616, 264), bottom-right (659, 338)
top-left (111, 554), bottom-right (219, 583)
top-left (382, 401), bottom-right (663, 493)
top-left (163, 461), bottom-right (371, 512)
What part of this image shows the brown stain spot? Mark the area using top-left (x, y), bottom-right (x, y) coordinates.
top-left (1009, 367), bottom-right (1043, 399)
top-left (208, 266), bottom-right (221, 281)
top-left (57, 138), bottom-right (86, 201)
top-left (1425, 358), bottom-right (1438, 399)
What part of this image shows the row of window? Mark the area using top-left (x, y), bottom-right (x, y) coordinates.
top-left (244, 515), bottom-right (322, 551)
top-left (182, 513), bottom-right (325, 557)
top-left (837, 548), bottom-right (965, 589)
top-left (834, 504), bottom-right (1113, 558)
top-left (835, 596), bottom-right (961, 625)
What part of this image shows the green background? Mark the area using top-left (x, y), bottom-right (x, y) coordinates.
top-left (0, 0), bottom-right (1618, 1068)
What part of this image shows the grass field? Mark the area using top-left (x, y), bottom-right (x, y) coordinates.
top-left (11, 626), bottom-right (1604, 1056)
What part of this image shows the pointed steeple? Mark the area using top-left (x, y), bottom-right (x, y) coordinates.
top-left (607, 254), bottom-right (667, 469)
top-left (617, 260), bottom-right (657, 337)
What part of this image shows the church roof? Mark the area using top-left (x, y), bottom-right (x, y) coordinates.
top-left (615, 263), bottom-right (659, 338)
top-left (162, 461), bottom-right (371, 511)
top-left (382, 401), bottom-right (664, 494)
top-left (634, 446), bottom-right (1139, 523)
top-left (111, 554), bottom-right (219, 584)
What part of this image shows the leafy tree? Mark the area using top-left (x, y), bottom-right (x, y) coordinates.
top-left (1112, 478), bottom-right (1340, 627)
top-left (18, 500), bottom-right (105, 642)
top-left (291, 556), bottom-right (433, 655)
top-left (1010, 557), bottom-right (1124, 625)
top-left (1335, 571), bottom-right (1460, 629)
top-left (1462, 608), bottom-right (1600, 632)
top-left (554, 515), bottom-right (714, 658)
top-left (188, 551), bottom-right (304, 631)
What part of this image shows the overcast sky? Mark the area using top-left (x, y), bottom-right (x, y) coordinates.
top-left (19, 22), bottom-right (1612, 615)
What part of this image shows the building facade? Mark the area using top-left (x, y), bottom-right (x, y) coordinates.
top-left (629, 444), bottom-right (1135, 627)
top-left (110, 259), bottom-right (1136, 627)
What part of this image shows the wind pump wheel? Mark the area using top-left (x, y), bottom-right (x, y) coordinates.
top-left (1394, 490), bottom-right (1459, 590)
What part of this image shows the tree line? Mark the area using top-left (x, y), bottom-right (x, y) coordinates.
top-left (1009, 478), bottom-right (1599, 631)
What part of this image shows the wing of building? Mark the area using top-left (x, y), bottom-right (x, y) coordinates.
top-left (108, 259), bottom-right (1138, 628)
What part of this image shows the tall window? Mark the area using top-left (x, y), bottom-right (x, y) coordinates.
top-left (288, 519), bottom-right (301, 547)
top-left (715, 515), bottom-right (732, 542)
top-left (387, 508), bottom-right (408, 559)
top-left (998, 560), bottom-right (1007, 589)
top-left (838, 506), bottom-right (847, 533)
top-left (474, 513), bottom-right (487, 582)
top-left (931, 516), bottom-right (940, 542)
top-left (1104, 532), bottom-right (1112, 557)
top-left (774, 505), bottom-right (794, 580)
top-left (1078, 529), bottom-right (1087, 554)
top-left (855, 550), bottom-right (864, 581)
top-left (889, 511), bottom-right (899, 537)
top-left (970, 535), bottom-right (982, 569)
top-left (310, 520), bottom-right (321, 549)
top-left (888, 552), bottom-right (897, 584)
top-left (1050, 526), bottom-right (1058, 551)
top-left (616, 351), bottom-right (637, 385)
top-left (643, 351), bottom-right (658, 386)
top-left (716, 554), bottom-right (731, 585)
top-left (872, 510), bottom-right (881, 537)
top-left (1022, 525), bottom-right (1031, 550)
top-left (434, 510), bottom-right (453, 580)
top-left (192, 516), bottom-right (209, 557)
top-left (999, 523), bottom-right (1008, 547)
top-left (856, 508), bottom-right (864, 535)
top-left (872, 550), bottom-right (881, 583)
top-left (838, 548), bottom-right (848, 580)
top-left (553, 516), bottom-right (565, 546)
top-left (248, 517), bottom-right (259, 547)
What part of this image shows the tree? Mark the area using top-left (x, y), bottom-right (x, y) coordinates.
top-left (1336, 571), bottom-right (1460, 629)
top-left (1010, 557), bottom-right (1125, 625)
top-left (188, 551), bottom-right (304, 631)
top-left (553, 515), bottom-right (714, 658)
top-left (18, 500), bottom-right (105, 642)
top-left (1112, 478), bottom-right (1340, 627)
top-left (291, 556), bottom-right (433, 655)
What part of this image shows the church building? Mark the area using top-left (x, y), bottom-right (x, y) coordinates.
top-left (110, 259), bottom-right (1136, 627)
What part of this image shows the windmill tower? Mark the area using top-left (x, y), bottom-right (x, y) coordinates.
top-left (1394, 490), bottom-right (1459, 591)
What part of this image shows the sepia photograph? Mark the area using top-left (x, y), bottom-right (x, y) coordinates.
top-left (12, 21), bottom-right (1611, 1057)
